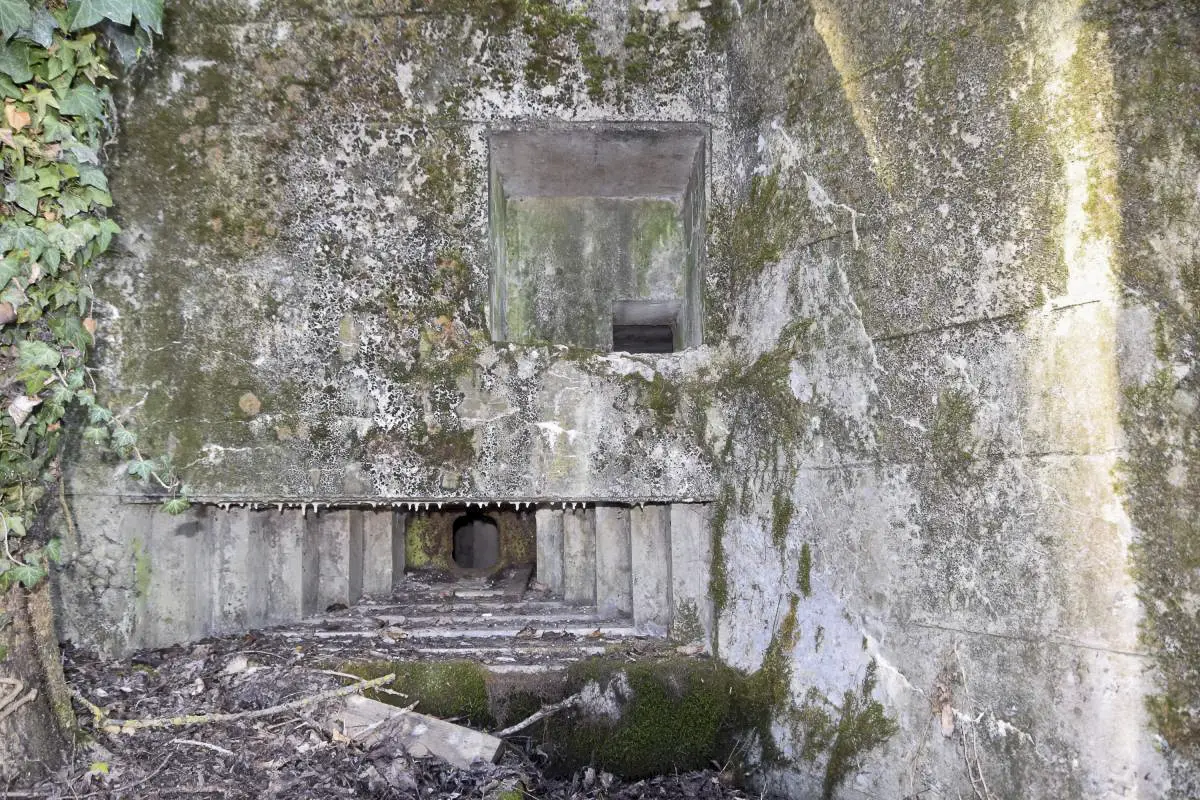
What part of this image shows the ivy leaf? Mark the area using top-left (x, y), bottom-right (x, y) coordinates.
top-left (112, 427), bottom-right (136, 451)
top-left (14, 6), bottom-right (57, 48)
top-left (128, 0), bottom-right (161, 34)
top-left (4, 180), bottom-right (39, 214)
top-left (162, 497), bottom-right (190, 515)
top-left (44, 537), bottom-right (62, 564)
top-left (77, 164), bottom-right (108, 191)
top-left (0, 40), bottom-right (31, 83)
top-left (66, 0), bottom-right (132, 31)
top-left (127, 458), bottom-right (153, 480)
top-left (81, 425), bottom-right (108, 445)
top-left (0, 0), bottom-right (33, 41)
top-left (5, 562), bottom-right (47, 589)
top-left (18, 339), bottom-right (61, 368)
top-left (103, 20), bottom-right (151, 64)
top-left (56, 83), bottom-right (103, 118)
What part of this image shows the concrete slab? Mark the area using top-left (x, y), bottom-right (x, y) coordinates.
top-left (313, 510), bottom-right (353, 612)
top-left (361, 510), bottom-right (397, 596)
top-left (562, 509), bottom-right (596, 605)
top-left (630, 504), bottom-right (672, 636)
top-left (534, 508), bottom-right (564, 594)
top-left (213, 507), bottom-right (253, 632)
top-left (254, 509), bottom-right (305, 624)
top-left (594, 506), bottom-right (632, 617)
top-left (329, 695), bottom-right (503, 768)
top-left (669, 503), bottom-right (714, 649)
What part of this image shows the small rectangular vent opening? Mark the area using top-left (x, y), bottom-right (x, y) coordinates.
top-left (613, 324), bottom-right (675, 353)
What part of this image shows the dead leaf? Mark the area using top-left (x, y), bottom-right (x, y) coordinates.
top-left (8, 395), bottom-right (42, 427)
top-left (939, 703), bottom-right (955, 737)
top-left (5, 103), bottom-right (30, 131)
top-left (83, 317), bottom-right (96, 336)
top-left (0, 302), bottom-right (15, 326)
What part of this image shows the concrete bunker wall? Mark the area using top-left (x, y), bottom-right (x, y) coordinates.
top-left (52, 0), bottom-right (1200, 797)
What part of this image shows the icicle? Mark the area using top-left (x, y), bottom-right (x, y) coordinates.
top-left (277, 502), bottom-right (283, 513)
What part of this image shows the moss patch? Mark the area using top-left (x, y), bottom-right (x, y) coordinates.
top-left (339, 660), bottom-right (493, 727)
top-left (771, 491), bottom-right (794, 551)
top-left (541, 657), bottom-right (771, 779)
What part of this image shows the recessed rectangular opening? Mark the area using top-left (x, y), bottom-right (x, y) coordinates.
top-left (488, 123), bottom-right (707, 352)
top-left (613, 324), bottom-right (675, 353)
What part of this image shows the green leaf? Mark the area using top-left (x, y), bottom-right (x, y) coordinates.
top-left (0, 0), bottom-right (33, 41)
top-left (81, 426), bottom-right (108, 445)
top-left (66, 0), bottom-right (132, 31)
top-left (127, 458), bottom-right (153, 480)
top-left (14, 6), bottom-right (56, 48)
top-left (44, 537), bottom-right (62, 563)
top-left (4, 181), bottom-right (39, 214)
top-left (103, 20), bottom-right (151, 64)
top-left (77, 164), bottom-right (108, 191)
top-left (56, 83), bottom-right (103, 118)
top-left (1, 562), bottom-right (45, 589)
top-left (0, 40), bottom-right (31, 82)
top-left (129, 0), bottom-right (161, 34)
top-left (18, 339), bottom-right (61, 368)
top-left (112, 427), bottom-right (135, 451)
top-left (162, 497), bottom-right (190, 515)
top-left (87, 404), bottom-right (112, 424)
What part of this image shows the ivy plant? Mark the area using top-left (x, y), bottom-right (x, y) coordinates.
top-left (0, 0), bottom-right (182, 593)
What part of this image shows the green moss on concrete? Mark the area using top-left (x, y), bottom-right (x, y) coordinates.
top-left (798, 542), bottom-right (813, 598)
top-left (771, 491), bottom-right (794, 551)
top-left (132, 539), bottom-right (151, 598)
top-left (340, 660), bottom-right (493, 727)
top-left (709, 487), bottom-right (733, 616)
top-left (403, 515), bottom-right (445, 570)
top-left (545, 657), bottom-right (770, 779)
top-left (815, 660), bottom-right (899, 799)
top-left (717, 171), bottom-right (803, 288)
top-left (930, 388), bottom-right (977, 477)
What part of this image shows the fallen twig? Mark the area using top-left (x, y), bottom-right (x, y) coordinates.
top-left (0, 677), bottom-right (37, 723)
top-left (316, 669), bottom-right (410, 700)
top-left (169, 738), bottom-right (236, 757)
top-left (494, 693), bottom-right (581, 738)
top-left (75, 672), bottom-right (396, 734)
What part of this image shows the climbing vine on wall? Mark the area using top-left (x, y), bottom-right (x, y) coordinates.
top-left (0, 0), bottom-right (178, 593)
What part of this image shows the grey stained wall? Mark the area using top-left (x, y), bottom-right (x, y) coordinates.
top-left (54, 1), bottom-right (1200, 798)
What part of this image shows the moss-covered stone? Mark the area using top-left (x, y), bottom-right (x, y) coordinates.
top-left (541, 657), bottom-right (771, 779)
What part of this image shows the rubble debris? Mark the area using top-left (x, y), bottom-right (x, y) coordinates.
top-left (32, 633), bottom-right (754, 799)
top-left (327, 695), bottom-right (504, 769)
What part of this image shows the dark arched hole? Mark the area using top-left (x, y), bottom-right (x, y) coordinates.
top-left (452, 513), bottom-right (500, 570)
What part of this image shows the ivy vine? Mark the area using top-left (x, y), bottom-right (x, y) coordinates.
top-left (0, 0), bottom-right (184, 594)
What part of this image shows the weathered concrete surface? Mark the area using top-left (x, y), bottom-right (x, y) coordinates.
top-left (594, 505), bottom-right (632, 618)
top-left (53, 0), bottom-right (1199, 797)
top-left (562, 509), bottom-right (596, 606)
top-left (630, 504), bottom-right (672, 636)
top-left (668, 503), bottom-right (712, 648)
top-left (534, 508), bottom-right (564, 594)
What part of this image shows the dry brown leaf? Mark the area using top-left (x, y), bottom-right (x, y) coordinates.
top-left (5, 103), bottom-right (31, 131)
top-left (0, 302), bottom-right (15, 326)
top-left (83, 317), bottom-right (97, 336)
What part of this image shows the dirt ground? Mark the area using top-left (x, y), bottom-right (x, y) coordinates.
top-left (13, 630), bottom-right (757, 799)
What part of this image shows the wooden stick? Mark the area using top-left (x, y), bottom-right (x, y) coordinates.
top-left (170, 738), bottom-right (236, 757)
top-left (493, 693), bottom-right (580, 738)
top-left (74, 673), bottom-right (396, 734)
